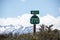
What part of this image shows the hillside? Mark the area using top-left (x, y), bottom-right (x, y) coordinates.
top-left (0, 24), bottom-right (60, 40)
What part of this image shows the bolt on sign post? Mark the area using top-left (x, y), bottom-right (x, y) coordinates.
top-left (30, 10), bottom-right (40, 36)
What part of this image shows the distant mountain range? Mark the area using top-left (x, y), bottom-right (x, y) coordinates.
top-left (0, 25), bottom-right (39, 35)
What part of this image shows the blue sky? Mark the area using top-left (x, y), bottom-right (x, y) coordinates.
top-left (0, 0), bottom-right (60, 33)
top-left (0, 0), bottom-right (60, 18)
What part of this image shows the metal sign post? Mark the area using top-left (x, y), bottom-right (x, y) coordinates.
top-left (30, 10), bottom-right (40, 36)
top-left (34, 24), bottom-right (36, 35)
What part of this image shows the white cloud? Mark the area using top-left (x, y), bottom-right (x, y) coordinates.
top-left (0, 14), bottom-right (32, 27)
top-left (0, 13), bottom-right (60, 30)
top-left (40, 14), bottom-right (60, 30)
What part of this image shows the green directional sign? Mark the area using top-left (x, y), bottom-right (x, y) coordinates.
top-left (30, 15), bottom-right (40, 24)
top-left (31, 10), bottom-right (39, 14)
top-left (30, 10), bottom-right (40, 36)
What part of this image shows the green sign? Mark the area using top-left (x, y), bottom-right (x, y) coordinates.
top-left (31, 10), bottom-right (39, 14)
top-left (30, 15), bottom-right (40, 24)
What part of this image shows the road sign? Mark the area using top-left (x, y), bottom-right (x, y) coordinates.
top-left (30, 15), bottom-right (40, 24)
top-left (30, 10), bottom-right (40, 36)
top-left (31, 10), bottom-right (39, 14)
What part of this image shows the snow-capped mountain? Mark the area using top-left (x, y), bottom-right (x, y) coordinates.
top-left (0, 25), bottom-right (39, 35)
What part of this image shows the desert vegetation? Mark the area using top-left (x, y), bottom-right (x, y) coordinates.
top-left (0, 24), bottom-right (60, 40)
